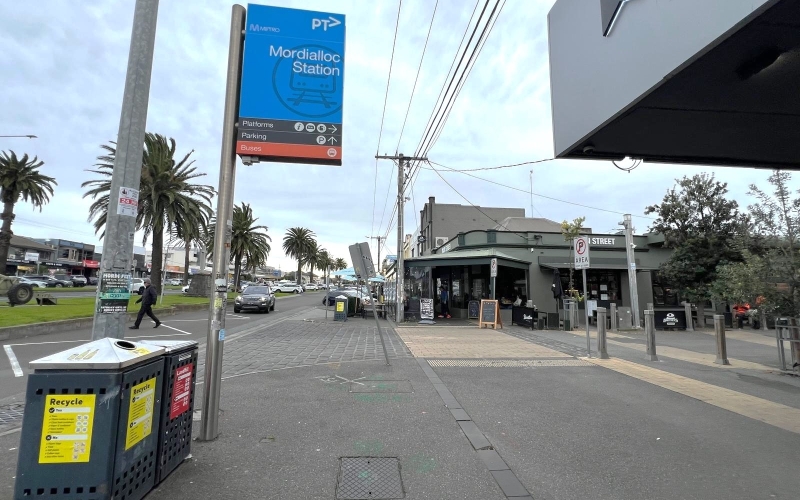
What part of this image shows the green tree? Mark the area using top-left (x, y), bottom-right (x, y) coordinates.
top-left (207, 203), bottom-right (271, 291)
top-left (710, 253), bottom-right (773, 329)
top-left (645, 173), bottom-right (744, 303)
top-left (747, 170), bottom-right (800, 315)
top-left (560, 216), bottom-right (586, 297)
top-left (334, 257), bottom-right (347, 270)
top-left (83, 133), bottom-right (214, 294)
top-left (0, 151), bottom-right (56, 272)
top-left (282, 227), bottom-right (316, 285)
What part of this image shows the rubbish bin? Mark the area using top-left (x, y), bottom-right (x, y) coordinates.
top-left (347, 296), bottom-right (358, 316)
top-left (14, 338), bottom-right (166, 500)
top-left (139, 339), bottom-right (198, 485)
top-left (334, 296), bottom-right (348, 322)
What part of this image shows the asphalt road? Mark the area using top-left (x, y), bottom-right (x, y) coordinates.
top-left (0, 291), bottom-right (323, 402)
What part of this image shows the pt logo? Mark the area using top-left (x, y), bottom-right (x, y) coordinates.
top-left (312, 16), bottom-right (341, 30)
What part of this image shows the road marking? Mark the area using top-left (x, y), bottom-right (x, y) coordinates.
top-left (3, 345), bottom-right (23, 377)
top-left (157, 324), bottom-right (192, 336)
top-left (584, 356), bottom-right (800, 435)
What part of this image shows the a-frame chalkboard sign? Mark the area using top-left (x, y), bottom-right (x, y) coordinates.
top-left (478, 299), bottom-right (502, 329)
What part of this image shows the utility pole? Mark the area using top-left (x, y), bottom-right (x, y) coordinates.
top-left (366, 235), bottom-right (384, 273)
top-left (375, 153), bottom-right (427, 323)
top-left (92, 0), bottom-right (159, 340)
top-left (620, 214), bottom-right (641, 328)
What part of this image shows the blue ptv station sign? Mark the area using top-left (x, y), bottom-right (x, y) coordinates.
top-left (237, 4), bottom-right (346, 166)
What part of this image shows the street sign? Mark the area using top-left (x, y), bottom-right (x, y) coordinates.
top-left (238, 4), bottom-right (346, 166)
top-left (574, 235), bottom-right (590, 270)
top-left (349, 242), bottom-right (376, 279)
top-left (490, 258), bottom-right (497, 278)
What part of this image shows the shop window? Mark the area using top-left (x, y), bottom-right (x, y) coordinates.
top-left (487, 231), bottom-right (497, 244)
top-left (652, 271), bottom-right (679, 306)
top-left (59, 248), bottom-right (70, 259)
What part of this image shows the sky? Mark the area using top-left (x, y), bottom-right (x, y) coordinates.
top-left (0, 0), bottom-right (784, 272)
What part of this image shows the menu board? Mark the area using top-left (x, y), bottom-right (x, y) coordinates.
top-left (479, 299), bottom-right (502, 329)
top-left (468, 300), bottom-right (480, 319)
top-left (420, 298), bottom-right (434, 320)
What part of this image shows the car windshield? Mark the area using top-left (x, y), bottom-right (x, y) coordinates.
top-left (244, 286), bottom-right (269, 294)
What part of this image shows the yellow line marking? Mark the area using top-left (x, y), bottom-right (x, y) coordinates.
top-left (584, 356), bottom-right (800, 435)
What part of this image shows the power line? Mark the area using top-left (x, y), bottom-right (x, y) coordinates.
top-left (427, 161), bottom-right (655, 220)
top-left (423, 157), bottom-right (557, 171)
top-left (370, 0), bottom-right (403, 242)
top-left (395, 0), bottom-right (439, 153)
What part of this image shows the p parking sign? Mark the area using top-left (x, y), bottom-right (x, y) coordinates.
top-left (574, 236), bottom-right (590, 270)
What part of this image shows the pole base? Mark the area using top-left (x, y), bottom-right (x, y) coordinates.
top-left (599, 351), bottom-right (610, 359)
top-left (418, 320), bottom-right (436, 325)
top-left (645, 354), bottom-right (659, 361)
top-left (714, 358), bottom-right (730, 365)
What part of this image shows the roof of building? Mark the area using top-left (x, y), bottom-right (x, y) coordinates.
top-left (405, 248), bottom-right (530, 269)
top-left (492, 217), bottom-right (565, 232)
top-left (10, 235), bottom-right (54, 252)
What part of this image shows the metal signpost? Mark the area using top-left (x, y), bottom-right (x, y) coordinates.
top-left (574, 235), bottom-right (591, 356)
top-left (490, 258), bottom-right (497, 299)
top-left (349, 243), bottom-right (390, 365)
top-left (621, 214), bottom-right (641, 328)
top-left (236, 4), bottom-right (346, 166)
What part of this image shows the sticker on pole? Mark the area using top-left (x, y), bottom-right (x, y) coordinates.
top-left (125, 378), bottom-right (156, 450)
top-left (169, 363), bottom-right (194, 419)
top-left (38, 395), bottom-right (96, 464)
top-left (574, 236), bottom-right (590, 270)
top-left (117, 187), bottom-right (139, 217)
top-left (490, 258), bottom-right (498, 278)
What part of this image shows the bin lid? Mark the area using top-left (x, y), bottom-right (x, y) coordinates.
top-left (30, 338), bottom-right (165, 370)
top-left (138, 339), bottom-right (198, 353)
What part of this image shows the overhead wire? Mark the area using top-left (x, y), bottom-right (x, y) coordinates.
top-left (395, 0), bottom-right (439, 153)
top-left (370, 0), bottom-right (403, 250)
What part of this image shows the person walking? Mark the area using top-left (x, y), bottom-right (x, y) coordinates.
top-left (130, 278), bottom-right (161, 329)
top-left (438, 285), bottom-right (451, 319)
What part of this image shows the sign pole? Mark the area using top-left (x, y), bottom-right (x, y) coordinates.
top-left (583, 267), bottom-right (591, 357)
top-left (91, 0), bottom-right (159, 340)
top-left (200, 3), bottom-right (245, 442)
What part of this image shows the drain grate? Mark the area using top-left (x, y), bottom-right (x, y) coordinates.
top-left (427, 359), bottom-right (592, 368)
top-left (0, 403), bottom-right (25, 425)
top-left (336, 457), bottom-right (404, 499)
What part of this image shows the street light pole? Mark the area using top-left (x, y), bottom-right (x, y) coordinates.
top-left (621, 214), bottom-right (641, 328)
top-left (91, 0), bottom-right (159, 340)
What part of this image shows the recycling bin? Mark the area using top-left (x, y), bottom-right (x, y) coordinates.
top-left (334, 296), bottom-right (348, 322)
top-left (14, 338), bottom-right (166, 500)
top-left (139, 339), bottom-right (198, 485)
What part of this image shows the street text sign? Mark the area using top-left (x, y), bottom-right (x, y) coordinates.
top-left (574, 236), bottom-right (590, 270)
top-left (238, 4), bottom-right (345, 166)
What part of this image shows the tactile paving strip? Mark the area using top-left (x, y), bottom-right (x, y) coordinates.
top-left (336, 457), bottom-right (404, 499)
top-left (427, 358), bottom-right (592, 368)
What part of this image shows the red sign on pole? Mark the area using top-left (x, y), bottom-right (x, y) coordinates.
top-left (169, 363), bottom-right (194, 419)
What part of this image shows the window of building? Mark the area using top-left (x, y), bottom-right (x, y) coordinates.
top-left (59, 248), bottom-right (70, 259)
top-left (652, 271), bottom-right (679, 306)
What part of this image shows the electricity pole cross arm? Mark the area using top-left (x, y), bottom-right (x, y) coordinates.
top-left (375, 153), bottom-right (427, 323)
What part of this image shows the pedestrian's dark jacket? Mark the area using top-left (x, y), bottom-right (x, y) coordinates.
top-left (140, 285), bottom-right (157, 307)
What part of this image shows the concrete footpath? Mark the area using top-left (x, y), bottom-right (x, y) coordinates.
top-left (2, 308), bottom-right (800, 499)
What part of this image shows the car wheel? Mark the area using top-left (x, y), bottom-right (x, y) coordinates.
top-left (234, 307), bottom-right (241, 313)
top-left (294, 290), bottom-right (299, 294)
top-left (55, 283), bottom-right (63, 288)
top-left (265, 306), bottom-right (270, 314)
top-left (270, 303), bottom-right (275, 311)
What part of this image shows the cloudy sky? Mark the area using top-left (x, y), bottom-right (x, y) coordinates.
top-left (0, 0), bottom-right (780, 271)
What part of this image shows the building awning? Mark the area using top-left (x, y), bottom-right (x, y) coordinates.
top-left (405, 249), bottom-right (530, 270)
top-left (538, 256), bottom-right (657, 271)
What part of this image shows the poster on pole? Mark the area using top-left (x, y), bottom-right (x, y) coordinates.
top-left (490, 258), bottom-right (497, 278)
top-left (574, 236), bottom-right (590, 270)
top-left (238, 4), bottom-right (346, 166)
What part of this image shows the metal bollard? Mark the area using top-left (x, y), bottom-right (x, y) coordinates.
top-left (610, 303), bottom-right (618, 332)
top-left (644, 309), bottom-right (659, 361)
top-left (684, 302), bottom-right (694, 331)
top-left (713, 314), bottom-right (730, 365)
top-left (597, 307), bottom-right (609, 359)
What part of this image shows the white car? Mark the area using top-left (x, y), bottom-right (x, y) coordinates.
top-left (130, 278), bottom-right (146, 295)
top-left (182, 285), bottom-right (189, 294)
top-left (19, 277), bottom-right (49, 288)
top-left (305, 283), bottom-right (319, 290)
top-left (274, 283), bottom-right (303, 294)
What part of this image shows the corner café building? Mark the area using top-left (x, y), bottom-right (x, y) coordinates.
top-left (400, 229), bottom-right (672, 322)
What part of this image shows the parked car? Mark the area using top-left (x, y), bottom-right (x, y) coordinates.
top-left (166, 278), bottom-right (182, 286)
top-left (318, 283), bottom-right (328, 290)
top-left (305, 283), bottom-right (319, 291)
top-left (70, 275), bottom-right (88, 287)
top-left (182, 284), bottom-right (189, 294)
top-left (233, 285), bottom-right (275, 314)
top-left (274, 283), bottom-right (303, 294)
top-left (322, 288), bottom-right (359, 306)
top-left (130, 278), bottom-right (146, 295)
top-left (25, 275), bottom-right (58, 288)
top-left (88, 276), bottom-right (98, 285)
top-left (49, 275), bottom-right (75, 288)
top-left (19, 277), bottom-right (49, 288)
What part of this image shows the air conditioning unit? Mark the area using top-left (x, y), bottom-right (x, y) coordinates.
top-left (434, 237), bottom-right (448, 248)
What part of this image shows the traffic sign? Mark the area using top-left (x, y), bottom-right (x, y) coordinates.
top-left (490, 258), bottom-right (497, 278)
top-left (238, 4), bottom-right (346, 166)
top-left (574, 235), bottom-right (590, 270)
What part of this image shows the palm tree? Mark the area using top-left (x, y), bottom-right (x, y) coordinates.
top-left (317, 248), bottom-right (333, 285)
top-left (0, 152), bottom-right (56, 272)
top-left (334, 257), bottom-right (347, 270)
top-left (82, 133), bottom-right (214, 294)
top-left (207, 202), bottom-right (271, 290)
top-left (306, 239), bottom-right (319, 284)
top-left (282, 227), bottom-right (315, 286)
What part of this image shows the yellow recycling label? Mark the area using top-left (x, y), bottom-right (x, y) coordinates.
top-left (336, 301), bottom-right (345, 312)
top-left (125, 378), bottom-right (156, 450)
top-left (39, 395), bottom-right (96, 464)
